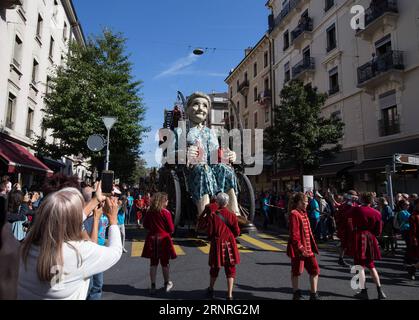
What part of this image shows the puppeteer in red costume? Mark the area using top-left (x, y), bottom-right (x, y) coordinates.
top-left (349, 204), bottom-right (382, 268)
top-left (198, 201), bottom-right (241, 279)
top-left (142, 207), bottom-right (177, 266)
top-left (287, 208), bottom-right (320, 277)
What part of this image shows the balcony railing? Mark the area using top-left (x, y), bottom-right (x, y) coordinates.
top-left (270, 0), bottom-right (304, 32)
top-left (364, 0), bottom-right (398, 29)
top-left (0, 0), bottom-right (22, 10)
top-left (258, 90), bottom-right (272, 106)
top-left (379, 117), bottom-right (400, 137)
top-left (238, 80), bottom-right (249, 95)
top-left (291, 17), bottom-right (313, 43)
top-left (292, 57), bottom-right (315, 79)
top-left (357, 50), bottom-right (404, 85)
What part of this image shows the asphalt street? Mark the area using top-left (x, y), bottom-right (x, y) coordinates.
top-left (102, 224), bottom-right (419, 300)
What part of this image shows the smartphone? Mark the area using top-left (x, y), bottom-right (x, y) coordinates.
top-left (101, 170), bottom-right (114, 196)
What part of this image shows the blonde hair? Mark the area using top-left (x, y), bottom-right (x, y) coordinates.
top-left (21, 187), bottom-right (85, 282)
top-left (150, 192), bottom-right (168, 213)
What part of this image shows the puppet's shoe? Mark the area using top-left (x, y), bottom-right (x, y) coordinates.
top-left (338, 258), bottom-right (351, 268)
top-left (237, 216), bottom-right (257, 234)
top-left (206, 287), bottom-right (215, 299)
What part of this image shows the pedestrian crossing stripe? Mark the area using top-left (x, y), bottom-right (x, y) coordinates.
top-left (173, 245), bottom-right (186, 256)
top-left (258, 233), bottom-right (288, 246)
top-left (239, 234), bottom-right (284, 252)
top-left (131, 241), bottom-right (144, 257)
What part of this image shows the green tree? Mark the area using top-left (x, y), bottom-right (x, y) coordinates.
top-left (36, 30), bottom-right (149, 182)
top-left (264, 80), bottom-right (344, 175)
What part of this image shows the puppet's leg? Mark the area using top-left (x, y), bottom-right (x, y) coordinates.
top-left (227, 188), bottom-right (240, 217)
top-left (196, 194), bottom-right (210, 218)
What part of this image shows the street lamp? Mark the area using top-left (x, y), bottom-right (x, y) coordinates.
top-left (102, 116), bottom-right (117, 170)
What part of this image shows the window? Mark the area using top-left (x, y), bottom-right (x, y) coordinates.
top-left (328, 67), bottom-right (339, 95)
top-left (254, 87), bottom-right (258, 102)
top-left (244, 72), bottom-right (248, 82)
top-left (264, 78), bottom-right (269, 92)
top-left (331, 110), bottom-right (341, 121)
top-left (6, 93), bottom-right (16, 129)
top-left (253, 62), bottom-right (257, 78)
top-left (63, 21), bottom-right (68, 41)
top-left (49, 37), bottom-right (55, 60)
top-left (379, 90), bottom-right (399, 136)
top-left (264, 51), bottom-right (268, 68)
top-left (265, 108), bottom-right (270, 123)
top-left (326, 24), bottom-right (337, 52)
top-left (46, 76), bottom-right (52, 95)
top-left (236, 79), bottom-right (240, 93)
top-left (26, 108), bottom-right (34, 138)
top-left (32, 59), bottom-right (39, 84)
top-left (12, 35), bottom-right (23, 68)
top-left (283, 30), bottom-right (290, 51)
top-left (244, 118), bottom-right (249, 129)
top-left (36, 14), bottom-right (43, 40)
top-left (325, 0), bottom-right (334, 11)
top-left (237, 101), bottom-right (240, 114)
top-left (53, 0), bottom-right (58, 21)
top-left (284, 62), bottom-right (291, 83)
top-left (245, 95), bottom-right (248, 109)
top-left (230, 87), bottom-right (233, 98)
top-left (254, 112), bottom-right (258, 129)
top-left (375, 34), bottom-right (391, 56)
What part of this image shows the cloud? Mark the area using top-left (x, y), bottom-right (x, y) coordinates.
top-left (154, 53), bottom-right (199, 79)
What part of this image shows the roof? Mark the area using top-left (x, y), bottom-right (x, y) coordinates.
top-left (0, 137), bottom-right (53, 175)
top-left (62, 0), bottom-right (86, 46)
top-left (224, 35), bottom-right (270, 83)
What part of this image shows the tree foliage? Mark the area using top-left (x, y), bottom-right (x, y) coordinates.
top-left (264, 80), bottom-right (344, 175)
top-left (36, 30), bottom-right (149, 183)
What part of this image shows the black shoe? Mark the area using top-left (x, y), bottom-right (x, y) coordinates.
top-left (292, 290), bottom-right (304, 300)
top-left (310, 292), bottom-right (321, 300)
top-left (207, 287), bottom-right (215, 299)
top-left (377, 287), bottom-right (387, 300)
top-left (338, 258), bottom-right (351, 268)
top-left (408, 266), bottom-right (416, 280)
top-left (226, 296), bottom-right (234, 301)
top-left (354, 289), bottom-right (369, 300)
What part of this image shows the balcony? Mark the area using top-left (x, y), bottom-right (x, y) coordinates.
top-left (356, 0), bottom-right (399, 41)
top-left (269, 0), bottom-right (310, 33)
top-left (292, 57), bottom-right (315, 81)
top-left (291, 17), bottom-right (313, 50)
top-left (357, 50), bottom-right (404, 89)
top-left (379, 117), bottom-right (400, 137)
top-left (258, 90), bottom-right (272, 107)
top-left (238, 80), bottom-right (249, 96)
top-left (0, 0), bottom-right (22, 9)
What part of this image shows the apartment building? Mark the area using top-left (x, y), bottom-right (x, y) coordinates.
top-left (225, 35), bottom-right (274, 193)
top-left (207, 92), bottom-right (229, 134)
top-left (0, 0), bottom-right (87, 187)
top-left (266, 0), bottom-right (419, 193)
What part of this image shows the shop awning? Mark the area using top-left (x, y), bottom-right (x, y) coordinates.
top-left (348, 158), bottom-right (393, 173)
top-left (38, 156), bottom-right (66, 172)
top-left (0, 137), bottom-right (53, 176)
top-left (314, 162), bottom-right (355, 177)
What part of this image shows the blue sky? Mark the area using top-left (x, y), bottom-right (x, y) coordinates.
top-left (73, 0), bottom-right (269, 167)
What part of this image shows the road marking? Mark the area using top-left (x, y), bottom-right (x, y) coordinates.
top-left (258, 233), bottom-right (288, 246)
top-left (240, 234), bottom-right (283, 252)
top-left (174, 245), bottom-right (186, 256)
top-left (131, 241), bottom-right (144, 257)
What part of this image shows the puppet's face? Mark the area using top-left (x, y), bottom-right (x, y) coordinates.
top-left (187, 97), bottom-right (209, 125)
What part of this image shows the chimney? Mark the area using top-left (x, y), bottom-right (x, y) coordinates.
top-left (245, 47), bottom-right (253, 57)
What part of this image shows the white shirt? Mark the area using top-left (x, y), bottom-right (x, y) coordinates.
top-left (17, 225), bottom-right (122, 300)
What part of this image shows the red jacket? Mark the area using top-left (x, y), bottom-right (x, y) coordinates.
top-left (336, 202), bottom-right (357, 250)
top-left (287, 209), bottom-right (319, 259)
top-left (408, 211), bottom-right (419, 260)
top-left (200, 206), bottom-right (241, 267)
top-left (141, 208), bottom-right (177, 261)
top-left (349, 205), bottom-right (382, 261)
